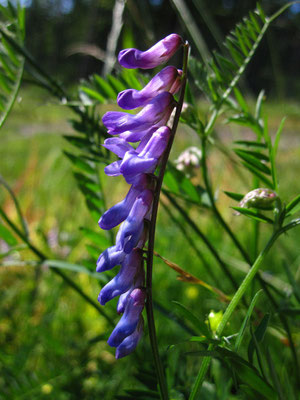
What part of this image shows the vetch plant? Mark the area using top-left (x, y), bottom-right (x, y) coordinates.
top-left (97, 33), bottom-right (188, 377)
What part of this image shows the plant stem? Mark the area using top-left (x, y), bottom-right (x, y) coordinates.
top-left (145, 42), bottom-right (189, 400)
top-left (189, 218), bottom-right (300, 399)
top-left (200, 136), bottom-right (299, 366)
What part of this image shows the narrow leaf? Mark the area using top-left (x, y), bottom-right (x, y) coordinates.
top-left (248, 313), bottom-right (270, 364)
top-left (0, 223), bottom-right (18, 246)
top-left (235, 290), bottom-right (263, 351)
top-left (232, 207), bottom-right (273, 224)
top-left (172, 301), bottom-right (211, 338)
top-left (234, 149), bottom-right (271, 174)
top-left (64, 151), bottom-right (95, 174)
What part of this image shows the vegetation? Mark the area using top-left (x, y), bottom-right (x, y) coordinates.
top-left (1, 1), bottom-right (300, 399)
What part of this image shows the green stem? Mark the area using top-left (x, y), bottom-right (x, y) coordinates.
top-left (189, 218), bottom-right (300, 399)
top-left (200, 136), bottom-right (298, 367)
top-left (145, 42), bottom-right (189, 400)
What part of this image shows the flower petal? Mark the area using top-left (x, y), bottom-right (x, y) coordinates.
top-left (107, 288), bottom-right (145, 347)
top-left (98, 249), bottom-right (142, 305)
top-left (117, 66), bottom-right (182, 109)
top-left (118, 34), bottom-right (183, 69)
top-left (115, 317), bottom-right (144, 359)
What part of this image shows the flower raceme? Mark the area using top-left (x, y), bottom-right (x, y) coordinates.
top-left (97, 34), bottom-right (183, 358)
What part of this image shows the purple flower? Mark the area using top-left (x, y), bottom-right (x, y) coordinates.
top-left (118, 34), bottom-right (183, 69)
top-left (96, 244), bottom-right (125, 273)
top-left (119, 127), bottom-right (171, 181)
top-left (102, 137), bottom-right (133, 157)
top-left (99, 174), bottom-right (149, 230)
top-left (98, 249), bottom-right (143, 305)
top-left (102, 92), bottom-right (175, 135)
top-left (116, 268), bottom-right (145, 314)
top-left (115, 317), bottom-right (144, 359)
top-left (107, 288), bottom-right (146, 347)
top-left (117, 189), bottom-right (153, 253)
top-left (117, 66), bottom-right (182, 109)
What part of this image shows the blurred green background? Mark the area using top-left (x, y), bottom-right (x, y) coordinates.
top-left (1, 1), bottom-right (300, 399)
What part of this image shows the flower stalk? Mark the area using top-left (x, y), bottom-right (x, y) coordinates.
top-left (145, 42), bottom-right (189, 400)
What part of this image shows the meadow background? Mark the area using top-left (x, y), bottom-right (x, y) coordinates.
top-left (1, 1), bottom-right (300, 399)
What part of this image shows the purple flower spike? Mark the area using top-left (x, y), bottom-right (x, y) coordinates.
top-left (117, 66), bottom-right (182, 110)
top-left (98, 249), bottom-right (142, 305)
top-left (115, 317), bottom-right (144, 359)
top-left (118, 34), bottom-right (183, 69)
top-left (107, 288), bottom-right (146, 347)
top-left (118, 189), bottom-right (153, 253)
top-left (102, 92), bottom-right (175, 135)
top-left (96, 244), bottom-right (125, 272)
top-left (96, 32), bottom-right (184, 357)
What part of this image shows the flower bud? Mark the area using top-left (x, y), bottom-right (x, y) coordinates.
top-left (118, 34), bottom-right (183, 69)
top-left (238, 188), bottom-right (278, 211)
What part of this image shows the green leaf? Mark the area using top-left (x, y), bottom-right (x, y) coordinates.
top-left (63, 135), bottom-right (93, 149)
top-left (248, 313), bottom-right (270, 364)
top-left (266, 347), bottom-right (285, 400)
top-left (44, 259), bottom-right (106, 281)
top-left (0, 223), bottom-right (18, 246)
top-left (223, 191), bottom-right (244, 201)
top-left (233, 87), bottom-right (248, 112)
top-left (255, 90), bottom-right (265, 120)
top-left (216, 347), bottom-right (276, 400)
top-left (234, 149), bottom-right (271, 175)
top-left (64, 151), bottom-right (95, 174)
top-left (235, 290), bottom-right (263, 351)
top-left (107, 74), bottom-right (127, 94)
top-left (234, 148), bottom-right (269, 161)
top-left (286, 193), bottom-right (300, 214)
top-left (94, 74), bottom-right (117, 99)
top-left (79, 86), bottom-right (105, 103)
top-left (240, 162), bottom-right (273, 188)
top-left (172, 301), bottom-right (211, 338)
top-left (234, 140), bottom-right (266, 148)
top-left (232, 207), bottom-right (273, 224)
top-left (273, 117), bottom-right (286, 159)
